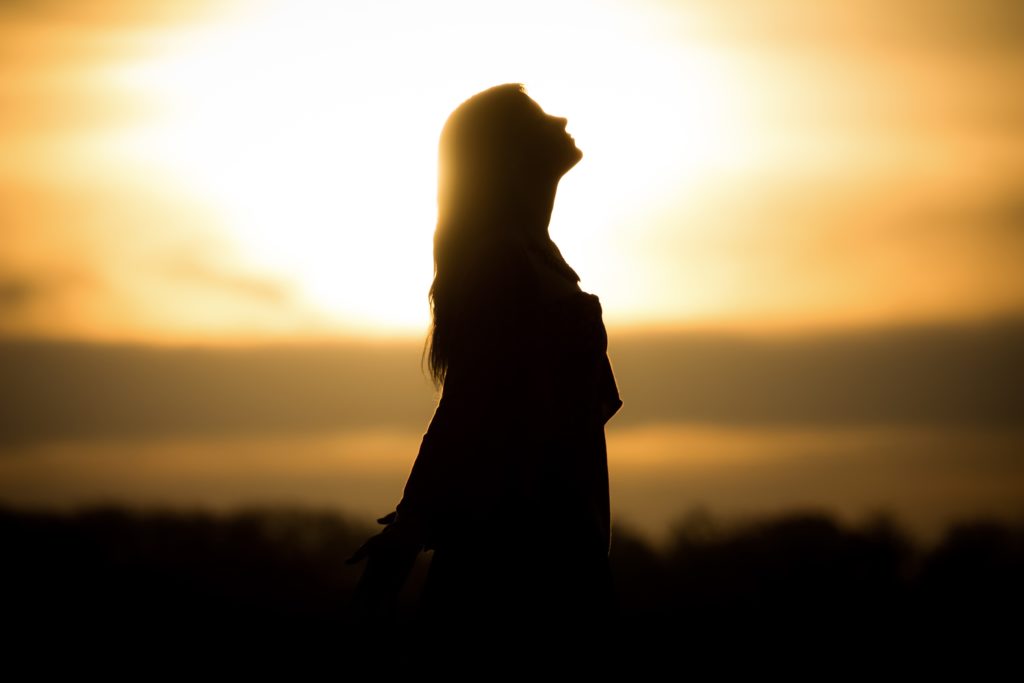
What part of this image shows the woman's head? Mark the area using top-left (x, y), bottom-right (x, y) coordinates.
top-left (437, 83), bottom-right (582, 226)
top-left (425, 84), bottom-right (583, 387)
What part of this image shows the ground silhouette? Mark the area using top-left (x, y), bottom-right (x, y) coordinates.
top-left (2, 503), bottom-right (1021, 658)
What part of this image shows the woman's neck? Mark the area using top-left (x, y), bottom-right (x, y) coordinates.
top-left (503, 177), bottom-right (558, 242)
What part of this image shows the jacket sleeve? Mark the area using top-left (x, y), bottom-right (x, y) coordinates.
top-left (393, 409), bottom-right (453, 550)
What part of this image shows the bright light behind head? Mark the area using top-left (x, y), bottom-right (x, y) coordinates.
top-left (109, 0), bottom-right (743, 335)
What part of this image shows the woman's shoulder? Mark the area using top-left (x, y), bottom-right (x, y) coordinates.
top-left (469, 233), bottom-right (604, 318)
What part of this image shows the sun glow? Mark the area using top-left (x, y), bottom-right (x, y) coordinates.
top-left (103, 0), bottom-right (745, 334)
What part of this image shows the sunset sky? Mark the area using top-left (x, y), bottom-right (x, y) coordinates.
top-left (2, 0), bottom-right (1022, 544)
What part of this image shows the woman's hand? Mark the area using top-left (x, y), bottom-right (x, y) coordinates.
top-left (346, 511), bottom-right (424, 566)
top-left (345, 511), bottom-right (426, 624)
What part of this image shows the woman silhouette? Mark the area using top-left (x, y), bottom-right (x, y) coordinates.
top-left (348, 83), bottom-right (622, 639)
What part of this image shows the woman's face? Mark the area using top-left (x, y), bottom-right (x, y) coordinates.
top-left (516, 95), bottom-right (583, 179)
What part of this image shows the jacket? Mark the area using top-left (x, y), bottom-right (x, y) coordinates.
top-left (394, 234), bottom-right (622, 555)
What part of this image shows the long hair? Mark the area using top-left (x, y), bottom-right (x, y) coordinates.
top-left (424, 83), bottom-right (579, 388)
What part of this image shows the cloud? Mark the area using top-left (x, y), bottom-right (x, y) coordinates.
top-left (610, 316), bottom-right (1024, 429)
top-left (0, 0), bottom-right (229, 27)
top-left (672, 0), bottom-right (1024, 54)
top-left (0, 278), bottom-right (42, 309)
top-left (0, 271), bottom-right (97, 313)
top-left (1, 315), bottom-right (1022, 445)
top-left (929, 188), bottom-right (1024, 236)
top-left (0, 337), bottom-right (437, 445)
top-left (165, 257), bottom-right (293, 305)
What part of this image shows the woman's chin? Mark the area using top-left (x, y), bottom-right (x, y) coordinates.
top-left (561, 146), bottom-right (583, 174)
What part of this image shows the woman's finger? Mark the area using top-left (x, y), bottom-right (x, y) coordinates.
top-left (345, 537), bottom-right (376, 565)
top-left (345, 549), bottom-right (366, 565)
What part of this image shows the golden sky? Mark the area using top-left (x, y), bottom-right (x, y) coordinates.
top-left (2, 0), bottom-right (1022, 342)
top-left (1, 1), bottom-right (1022, 541)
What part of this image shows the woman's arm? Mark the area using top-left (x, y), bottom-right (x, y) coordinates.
top-left (390, 236), bottom-right (552, 545)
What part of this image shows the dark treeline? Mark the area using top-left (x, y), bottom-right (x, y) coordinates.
top-left (2, 505), bottom-right (1021, 653)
